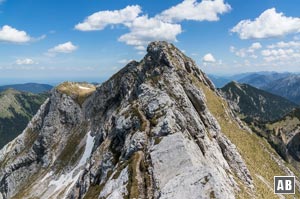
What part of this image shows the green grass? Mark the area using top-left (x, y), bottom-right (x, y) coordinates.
top-left (126, 152), bottom-right (142, 199)
top-left (154, 137), bottom-right (162, 145)
top-left (83, 184), bottom-right (104, 199)
top-left (132, 105), bottom-right (147, 131)
top-left (196, 79), bottom-right (300, 199)
top-left (57, 82), bottom-right (96, 106)
top-left (84, 152), bottom-right (144, 199)
top-left (11, 168), bottom-right (51, 199)
top-left (55, 123), bottom-right (88, 173)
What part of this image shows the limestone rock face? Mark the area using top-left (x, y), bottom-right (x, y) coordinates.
top-left (0, 41), bottom-right (297, 199)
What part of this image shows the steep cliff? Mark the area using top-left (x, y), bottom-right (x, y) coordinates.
top-left (0, 42), bottom-right (299, 199)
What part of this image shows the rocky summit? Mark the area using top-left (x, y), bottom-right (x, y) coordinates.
top-left (0, 41), bottom-right (299, 199)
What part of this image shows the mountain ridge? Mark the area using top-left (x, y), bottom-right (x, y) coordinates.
top-left (210, 72), bottom-right (300, 105)
top-left (0, 41), bottom-right (299, 199)
top-left (220, 81), bottom-right (298, 122)
top-left (262, 74), bottom-right (300, 104)
top-left (0, 83), bottom-right (53, 94)
top-left (238, 72), bottom-right (291, 89)
top-left (0, 88), bottom-right (48, 149)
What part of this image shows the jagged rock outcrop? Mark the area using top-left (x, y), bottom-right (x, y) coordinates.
top-left (0, 41), bottom-right (299, 199)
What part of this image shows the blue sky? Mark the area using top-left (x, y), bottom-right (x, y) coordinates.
top-left (1, 0), bottom-right (300, 84)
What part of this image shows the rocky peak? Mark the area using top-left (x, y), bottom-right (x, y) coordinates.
top-left (146, 41), bottom-right (183, 66)
top-left (145, 41), bottom-right (205, 78)
top-left (1, 42), bottom-right (299, 199)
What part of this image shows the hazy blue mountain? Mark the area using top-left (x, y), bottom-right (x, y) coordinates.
top-left (209, 71), bottom-right (291, 89)
top-left (0, 83), bottom-right (53, 94)
top-left (262, 74), bottom-right (300, 104)
top-left (238, 72), bottom-right (291, 89)
top-left (207, 75), bottom-right (231, 88)
top-left (210, 72), bottom-right (300, 104)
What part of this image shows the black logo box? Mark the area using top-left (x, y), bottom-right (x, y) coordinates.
top-left (274, 176), bottom-right (295, 194)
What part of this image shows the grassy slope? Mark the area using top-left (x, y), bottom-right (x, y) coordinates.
top-left (196, 79), bottom-right (300, 199)
top-left (0, 89), bottom-right (48, 149)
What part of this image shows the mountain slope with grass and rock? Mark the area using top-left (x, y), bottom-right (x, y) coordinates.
top-left (0, 42), bottom-right (299, 199)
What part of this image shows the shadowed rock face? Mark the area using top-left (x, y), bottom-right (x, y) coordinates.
top-left (0, 41), bottom-right (298, 199)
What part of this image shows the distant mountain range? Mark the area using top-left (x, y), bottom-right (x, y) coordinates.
top-left (0, 83), bottom-right (53, 94)
top-left (238, 72), bottom-right (291, 89)
top-left (210, 72), bottom-right (300, 104)
top-left (240, 73), bottom-right (300, 104)
top-left (220, 81), bottom-right (298, 122)
top-left (0, 89), bottom-right (48, 149)
top-left (207, 75), bottom-right (231, 88)
top-left (209, 71), bottom-right (291, 88)
top-left (261, 74), bottom-right (300, 104)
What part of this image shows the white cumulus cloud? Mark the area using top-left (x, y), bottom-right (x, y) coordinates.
top-left (249, 42), bottom-right (262, 51)
top-left (75, 1), bottom-right (231, 51)
top-left (202, 53), bottom-right (216, 62)
top-left (260, 46), bottom-right (300, 63)
top-left (0, 25), bottom-right (31, 43)
top-left (75, 5), bottom-right (142, 31)
top-left (231, 8), bottom-right (300, 39)
top-left (16, 58), bottom-right (36, 65)
top-left (118, 16), bottom-right (182, 48)
top-left (261, 48), bottom-right (294, 57)
top-left (230, 42), bottom-right (262, 58)
top-left (48, 42), bottom-right (78, 55)
top-left (268, 41), bottom-right (300, 49)
top-left (76, 6), bottom-right (182, 50)
top-left (262, 39), bottom-right (300, 62)
top-left (158, 0), bottom-right (231, 23)
top-left (45, 41), bottom-right (78, 57)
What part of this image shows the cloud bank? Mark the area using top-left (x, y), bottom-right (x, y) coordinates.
top-left (203, 53), bottom-right (216, 63)
top-left (158, 0), bottom-right (231, 23)
top-left (0, 25), bottom-right (31, 43)
top-left (16, 58), bottom-right (37, 65)
top-left (48, 41), bottom-right (78, 56)
top-left (231, 8), bottom-right (300, 39)
top-left (75, 0), bottom-right (231, 51)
